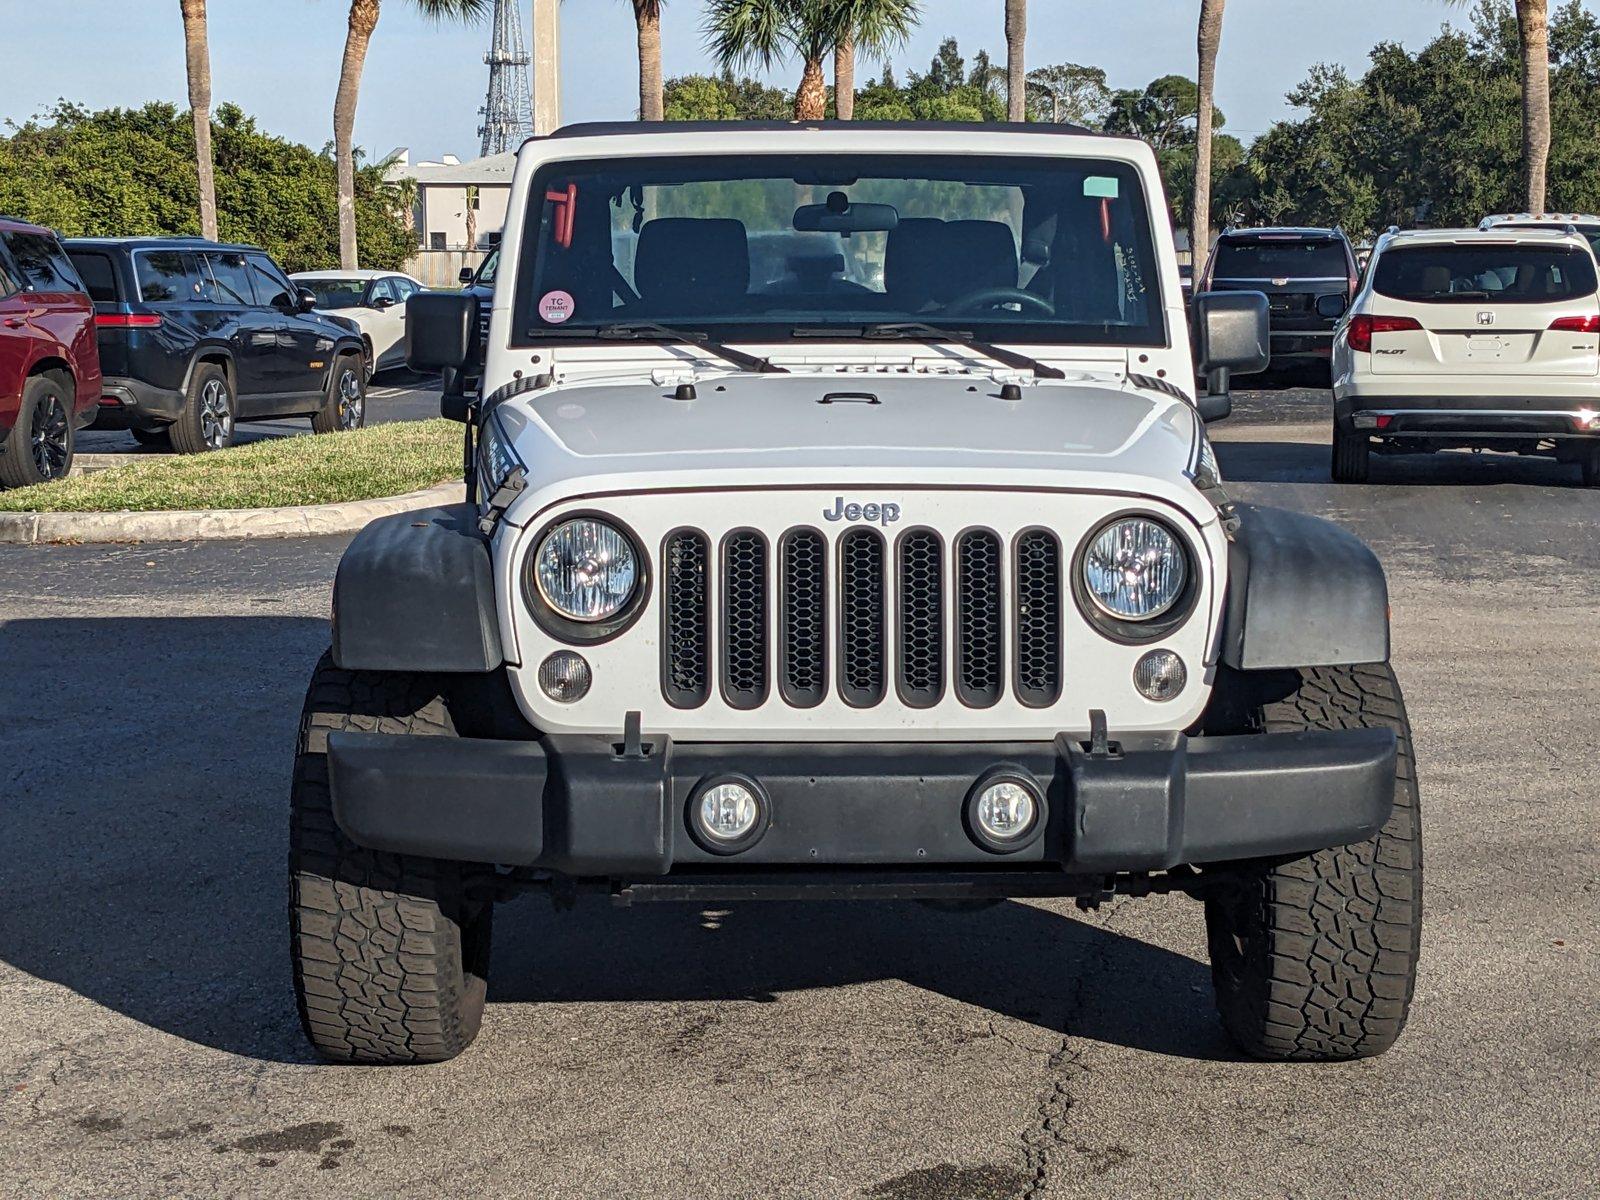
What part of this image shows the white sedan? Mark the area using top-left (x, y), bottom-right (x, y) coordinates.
top-left (289, 270), bottom-right (426, 377)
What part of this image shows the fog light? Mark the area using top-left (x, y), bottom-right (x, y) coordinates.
top-left (965, 773), bottom-right (1043, 853)
top-left (1133, 649), bottom-right (1186, 701)
top-left (538, 651), bottom-right (591, 702)
top-left (689, 776), bottom-right (769, 854)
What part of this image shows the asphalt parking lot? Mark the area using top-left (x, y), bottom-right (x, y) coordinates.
top-left (3, 384), bottom-right (1597, 1198)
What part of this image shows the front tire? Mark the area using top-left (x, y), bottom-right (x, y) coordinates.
top-left (1204, 664), bottom-right (1423, 1061)
top-left (0, 374), bottom-right (74, 488)
top-left (289, 653), bottom-right (492, 1064)
top-left (1331, 425), bottom-right (1371, 483)
top-left (312, 353), bottom-right (366, 434)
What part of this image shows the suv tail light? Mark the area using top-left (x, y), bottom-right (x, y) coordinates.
top-left (1548, 315), bottom-right (1600, 334)
top-left (1346, 314), bottom-right (1422, 353)
top-left (95, 313), bottom-right (162, 328)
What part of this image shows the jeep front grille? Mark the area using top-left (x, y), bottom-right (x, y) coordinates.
top-left (662, 524), bottom-right (1064, 711)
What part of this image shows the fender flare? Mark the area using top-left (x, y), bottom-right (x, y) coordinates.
top-left (332, 503), bottom-right (503, 673)
top-left (181, 344), bottom-right (237, 394)
top-left (1220, 503), bottom-right (1389, 670)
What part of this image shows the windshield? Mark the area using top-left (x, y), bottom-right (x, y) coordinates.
top-left (1211, 237), bottom-right (1348, 280)
top-left (300, 279), bottom-right (367, 309)
top-left (1373, 244), bottom-right (1598, 304)
top-left (511, 153), bottom-right (1165, 347)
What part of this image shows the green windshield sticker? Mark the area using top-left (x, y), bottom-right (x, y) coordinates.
top-left (1083, 176), bottom-right (1120, 199)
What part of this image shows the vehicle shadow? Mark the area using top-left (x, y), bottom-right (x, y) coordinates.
top-left (0, 615), bottom-right (1230, 1067)
top-left (1215, 437), bottom-right (1591, 488)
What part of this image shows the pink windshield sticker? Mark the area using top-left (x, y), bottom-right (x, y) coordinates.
top-left (538, 290), bottom-right (575, 324)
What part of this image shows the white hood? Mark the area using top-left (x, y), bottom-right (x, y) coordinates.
top-left (496, 370), bottom-right (1212, 527)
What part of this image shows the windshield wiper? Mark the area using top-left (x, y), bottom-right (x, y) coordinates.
top-left (861, 323), bottom-right (1066, 379)
top-left (594, 321), bottom-right (787, 374)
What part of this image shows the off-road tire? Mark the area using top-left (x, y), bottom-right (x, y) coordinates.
top-left (1330, 425), bottom-right (1371, 484)
top-left (311, 353), bottom-right (365, 434)
top-left (129, 426), bottom-right (171, 449)
top-left (0, 374), bottom-right (74, 488)
top-left (169, 362), bottom-right (235, 454)
top-left (1204, 663), bottom-right (1422, 1061)
top-left (289, 653), bottom-right (493, 1064)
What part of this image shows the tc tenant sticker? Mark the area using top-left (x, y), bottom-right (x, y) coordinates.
top-left (538, 289), bottom-right (575, 324)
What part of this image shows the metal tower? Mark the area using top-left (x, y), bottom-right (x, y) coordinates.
top-left (478, 0), bottom-right (533, 156)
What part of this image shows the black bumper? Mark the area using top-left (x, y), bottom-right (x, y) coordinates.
top-left (91, 377), bottom-right (185, 429)
top-left (326, 728), bottom-right (1397, 881)
top-left (1337, 394), bottom-right (1600, 440)
top-left (1268, 330), bottom-right (1334, 358)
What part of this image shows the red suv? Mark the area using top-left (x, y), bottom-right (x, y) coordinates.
top-left (0, 217), bottom-right (101, 487)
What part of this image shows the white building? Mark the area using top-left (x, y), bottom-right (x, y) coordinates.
top-left (385, 148), bottom-right (517, 285)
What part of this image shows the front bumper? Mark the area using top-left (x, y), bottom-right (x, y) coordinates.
top-left (326, 727), bottom-right (1397, 882)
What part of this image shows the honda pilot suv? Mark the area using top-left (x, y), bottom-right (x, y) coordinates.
top-left (0, 216), bottom-right (101, 488)
top-left (1198, 226), bottom-right (1359, 377)
top-left (63, 238), bottom-right (366, 453)
top-left (1331, 227), bottom-right (1600, 484)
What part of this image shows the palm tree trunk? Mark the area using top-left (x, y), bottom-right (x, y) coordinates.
top-left (334, 0), bottom-right (381, 270)
top-left (796, 55), bottom-right (827, 121)
top-left (180, 0), bottom-right (217, 241)
top-left (635, 1), bottom-right (663, 121)
top-left (1517, 0), bottom-right (1551, 213)
top-left (834, 36), bottom-right (856, 120)
top-left (1005, 0), bottom-right (1027, 122)
top-left (1192, 0), bottom-right (1226, 272)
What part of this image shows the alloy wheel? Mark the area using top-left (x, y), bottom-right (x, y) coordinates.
top-left (337, 367), bottom-right (364, 429)
top-left (30, 391), bottom-right (71, 480)
top-left (200, 378), bottom-right (233, 450)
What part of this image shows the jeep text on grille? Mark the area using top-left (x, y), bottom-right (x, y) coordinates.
top-left (292, 122), bottom-right (1423, 1067)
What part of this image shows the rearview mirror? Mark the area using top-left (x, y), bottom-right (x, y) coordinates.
top-left (1315, 293), bottom-right (1349, 319)
top-left (1191, 290), bottom-right (1269, 410)
top-left (793, 199), bottom-right (899, 234)
top-left (406, 291), bottom-right (478, 373)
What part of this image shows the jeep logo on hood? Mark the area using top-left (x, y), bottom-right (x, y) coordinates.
top-left (823, 497), bottom-right (901, 527)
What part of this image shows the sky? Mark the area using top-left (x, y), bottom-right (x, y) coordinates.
top-left (2, 1), bottom-right (1591, 163)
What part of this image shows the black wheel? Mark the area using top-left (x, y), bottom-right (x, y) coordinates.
top-left (313, 354), bottom-right (365, 434)
top-left (0, 374), bottom-right (74, 488)
top-left (1203, 664), bottom-right (1423, 1061)
top-left (1331, 424), bottom-right (1370, 483)
top-left (290, 653), bottom-right (493, 1064)
top-left (129, 426), bottom-right (171, 450)
top-left (170, 362), bottom-right (235, 454)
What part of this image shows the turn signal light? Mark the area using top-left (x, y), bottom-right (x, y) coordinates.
top-left (1346, 315), bottom-right (1422, 353)
top-left (94, 313), bottom-right (163, 328)
top-left (1548, 315), bottom-right (1600, 334)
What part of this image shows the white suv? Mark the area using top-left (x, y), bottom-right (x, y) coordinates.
top-left (288, 122), bottom-right (1423, 1067)
top-left (1331, 227), bottom-right (1600, 484)
top-left (1480, 211), bottom-right (1600, 258)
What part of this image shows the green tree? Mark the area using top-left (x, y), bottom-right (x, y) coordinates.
top-left (1449, 0), bottom-right (1551, 212)
top-left (663, 71), bottom-right (792, 119)
top-left (0, 102), bottom-right (412, 272)
top-left (333, 0), bottom-right (486, 269)
top-left (1024, 62), bottom-right (1111, 125)
top-left (832, 0), bottom-right (922, 120)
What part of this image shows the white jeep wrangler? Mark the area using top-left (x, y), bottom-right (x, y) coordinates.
top-left (290, 122), bottom-right (1422, 1066)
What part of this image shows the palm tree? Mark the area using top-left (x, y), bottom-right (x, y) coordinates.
top-left (1004, 0), bottom-right (1026, 121)
top-left (832, 0), bottom-right (921, 121)
top-left (1446, 0), bottom-right (1550, 213)
top-left (334, 0), bottom-right (486, 269)
top-left (179, 0), bottom-right (217, 241)
top-left (629, 1), bottom-right (665, 121)
top-left (705, 0), bottom-right (913, 121)
top-left (1191, 0), bottom-right (1226, 275)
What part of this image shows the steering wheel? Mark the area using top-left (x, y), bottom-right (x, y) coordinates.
top-left (945, 287), bottom-right (1056, 318)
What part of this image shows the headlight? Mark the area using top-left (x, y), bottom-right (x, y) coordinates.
top-left (1081, 517), bottom-right (1189, 621)
top-left (533, 517), bottom-right (639, 622)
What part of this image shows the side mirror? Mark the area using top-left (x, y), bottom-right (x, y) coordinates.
top-left (1191, 290), bottom-right (1269, 409)
top-left (458, 265), bottom-right (475, 284)
top-left (371, 295), bottom-right (396, 310)
top-left (295, 288), bottom-right (318, 313)
top-left (1315, 293), bottom-right (1349, 319)
top-left (406, 291), bottom-right (478, 373)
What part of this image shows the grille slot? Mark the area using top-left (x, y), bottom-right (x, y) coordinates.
top-left (719, 530), bottom-right (769, 709)
top-left (1014, 529), bottom-right (1063, 707)
top-left (838, 528), bottom-right (887, 707)
top-left (896, 529), bottom-right (944, 707)
top-left (954, 530), bottom-right (1004, 707)
top-left (779, 529), bottom-right (827, 707)
top-left (661, 530), bottom-right (710, 708)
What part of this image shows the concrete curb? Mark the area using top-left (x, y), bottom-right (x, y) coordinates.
top-left (0, 480), bottom-right (465, 545)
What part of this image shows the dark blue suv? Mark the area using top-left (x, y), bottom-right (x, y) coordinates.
top-left (63, 238), bottom-right (367, 453)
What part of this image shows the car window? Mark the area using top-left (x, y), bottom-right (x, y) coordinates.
top-left (1212, 238), bottom-right (1349, 280)
top-left (134, 251), bottom-right (202, 303)
top-left (369, 277), bottom-right (398, 305)
top-left (67, 251), bottom-right (121, 302)
top-left (202, 252), bottom-right (255, 306)
top-left (392, 278), bottom-right (419, 302)
top-left (3, 230), bottom-right (84, 292)
top-left (300, 278), bottom-right (365, 309)
top-left (0, 246), bottom-right (19, 297)
top-left (247, 255), bottom-right (295, 310)
top-left (1373, 244), bottom-right (1599, 304)
top-left (474, 249), bottom-right (498, 287)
